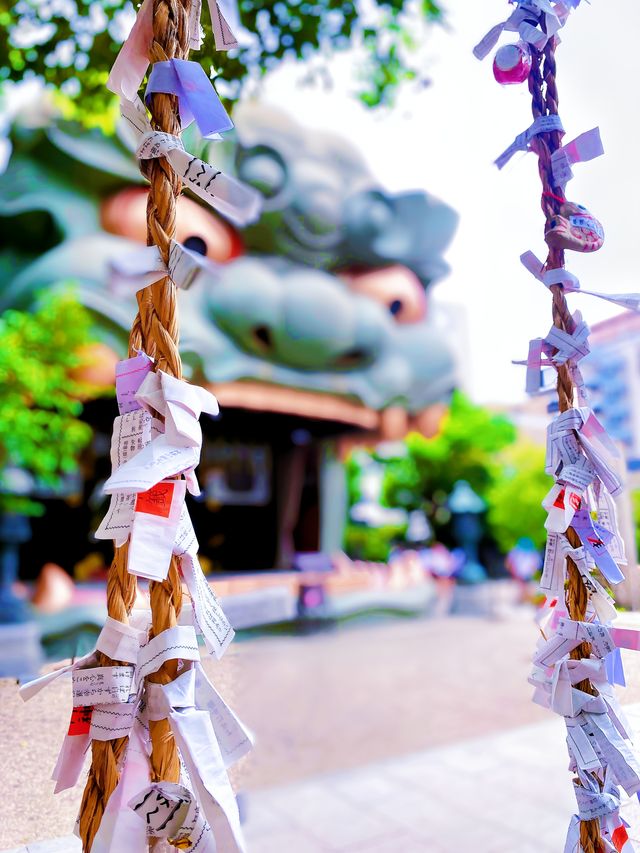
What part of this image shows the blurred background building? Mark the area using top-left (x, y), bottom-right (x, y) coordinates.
top-left (582, 314), bottom-right (640, 471)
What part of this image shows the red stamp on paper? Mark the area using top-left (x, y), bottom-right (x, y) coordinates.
top-left (135, 482), bottom-right (175, 518)
top-left (553, 488), bottom-right (566, 509)
top-left (68, 705), bottom-right (93, 735)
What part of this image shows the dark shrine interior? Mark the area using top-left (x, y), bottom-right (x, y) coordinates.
top-left (18, 396), bottom-right (357, 579)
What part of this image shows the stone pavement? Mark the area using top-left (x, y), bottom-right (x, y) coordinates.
top-left (7, 705), bottom-right (640, 853)
top-left (243, 705), bottom-right (640, 852)
top-left (2, 615), bottom-right (559, 848)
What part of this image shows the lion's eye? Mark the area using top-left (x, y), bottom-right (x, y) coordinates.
top-left (340, 265), bottom-right (427, 324)
top-left (183, 235), bottom-right (207, 255)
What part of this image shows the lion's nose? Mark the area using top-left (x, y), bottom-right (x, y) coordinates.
top-left (206, 260), bottom-right (385, 370)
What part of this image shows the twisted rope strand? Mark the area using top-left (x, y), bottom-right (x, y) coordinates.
top-left (81, 2), bottom-right (191, 848)
top-left (140, 0), bottom-right (191, 811)
top-left (79, 540), bottom-right (138, 849)
top-left (529, 40), bottom-right (602, 853)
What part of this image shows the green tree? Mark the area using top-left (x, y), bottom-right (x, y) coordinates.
top-left (485, 441), bottom-right (551, 553)
top-left (345, 394), bottom-right (551, 557)
top-left (382, 391), bottom-right (517, 516)
top-left (344, 521), bottom-right (406, 562)
top-left (0, 289), bottom-right (103, 514)
top-left (0, 0), bottom-right (443, 124)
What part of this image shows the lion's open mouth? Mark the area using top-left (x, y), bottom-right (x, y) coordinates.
top-left (209, 380), bottom-right (446, 440)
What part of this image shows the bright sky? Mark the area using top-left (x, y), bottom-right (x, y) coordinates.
top-left (257, 0), bottom-right (640, 404)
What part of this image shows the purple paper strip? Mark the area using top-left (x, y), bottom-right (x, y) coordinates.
top-left (115, 352), bottom-right (154, 415)
top-left (571, 508), bottom-right (625, 586)
top-left (145, 59), bottom-right (233, 139)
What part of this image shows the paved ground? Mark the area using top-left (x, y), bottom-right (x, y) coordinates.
top-left (242, 706), bottom-right (640, 853)
top-left (4, 611), bottom-right (640, 850)
top-left (8, 708), bottom-right (640, 852)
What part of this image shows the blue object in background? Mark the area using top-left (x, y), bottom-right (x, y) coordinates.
top-left (448, 480), bottom-right (487, 584)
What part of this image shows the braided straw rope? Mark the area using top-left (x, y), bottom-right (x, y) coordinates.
top-left (79, 1), bottom-right (192, 848)
top-left (79, 544), bottom-right (137, 851)
top-left (528, 39), bottom-right (602, 853)
top-left (138, 0), bottom-right (191, 805)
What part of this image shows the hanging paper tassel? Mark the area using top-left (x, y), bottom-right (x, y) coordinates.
top-left (475, 2), bottom-right (640, 849)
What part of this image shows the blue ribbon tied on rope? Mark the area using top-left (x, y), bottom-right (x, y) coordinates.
top-left (146, 59), bottom-right (233, 139)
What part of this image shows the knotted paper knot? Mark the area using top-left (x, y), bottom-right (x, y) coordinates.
top-left (495, 114), bottom-right (565, 170)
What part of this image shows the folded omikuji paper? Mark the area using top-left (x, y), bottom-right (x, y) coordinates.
top-left (119, 96), bottom-right (262, 226)
top-left (571, 508), bottom-right (625, 585)
top-left (95, 408), bottom-right (163, 546)
top-left (551, 127), bottom-right (604, 188)
top-left (145, 59), bottom-right (233, 139)
top-left (127, 479), bottom-right (187, 581)
top-left (106, 0), bottom-right (153, 100)
top-left (495, 114), bottom-right (564, 169)
top-left (146, 667), bottom-right (246, 853)
top-left (170, 505), bottom-right (235, 659)
top-left (473, 0), bottom-right (567, 60)
top-left (110, 239), bottom-right (221, 295)
top-left (129, 781), bottom-right (215, 852)
top-left (115, 352), bottom-right (154, 415)
top-left (521, 250), bottom-right (640, 313)
top-left (107, 0), bottom-right (242, 104)
top-left (105, 371), bottom-right (219, 497)
top-left (91, 722), bottom-right (150, 853)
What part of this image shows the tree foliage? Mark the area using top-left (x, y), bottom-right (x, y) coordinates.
top-left (485, 441), bottom-right (551, 553)
top-left (0, 0), bottom-right (444, 122)
top-left (345, 393), bottom-right (551, 558)
top-left (344, 521), bottom-right (406, 562)
top-left (0, 290), bottom-right (102, 513)
top-left (382, 391), bottom-right (517, 513)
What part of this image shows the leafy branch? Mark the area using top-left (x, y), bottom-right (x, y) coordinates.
top-left (0, 0), bottom-right (444, 125)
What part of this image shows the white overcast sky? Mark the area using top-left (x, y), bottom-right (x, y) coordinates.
top-left (256, 0), bottom-right (640, 404)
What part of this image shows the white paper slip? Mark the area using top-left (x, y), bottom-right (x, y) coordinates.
top-left (565, 717), bottom-right (602, 773)
top-left (581, 711), bottom-right (640, 796)
top-left (534, 632), bottom-right (578, 668)
top-left (137, 625), bottom-right (200, 681)
top-left (72, 665), bottom-right (135, 705)
top-left (154, 672), bottom-right (246, 853)
top-left (195, 663), bottom-right (253, 768)
top-left (135, 370), bottom-right (219, 450)
top-left (95, 491), bottom-right (137, 547)
top-left (127, 479), bottom-right (187, 581)
top-left (181, 549), bottom-right (234, 660)
top-left (19, 649), bottom-right (95, 702)
top-left (111, 409), bottom-right (155, 469)
top-left (120, 96), bottom-right (261, 227)
top-left (52, 729), bottom-right (91, 793)
top-left (90, 701), bottom-right (137, 741)
top-left (557, 618), bottom-right (616, 659)
top-left (104, 434), bottom-right (200, 494)
top-left (95, 409), bottom-right (162, 545)
top-left (91, 720), bottom-right (150, 853)
top-left (540, 533), bottom-right (565, 594)
top-left (96, 616), bottom-right (147, 664)
top-left (129, 781), bottom-right (215, 852)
